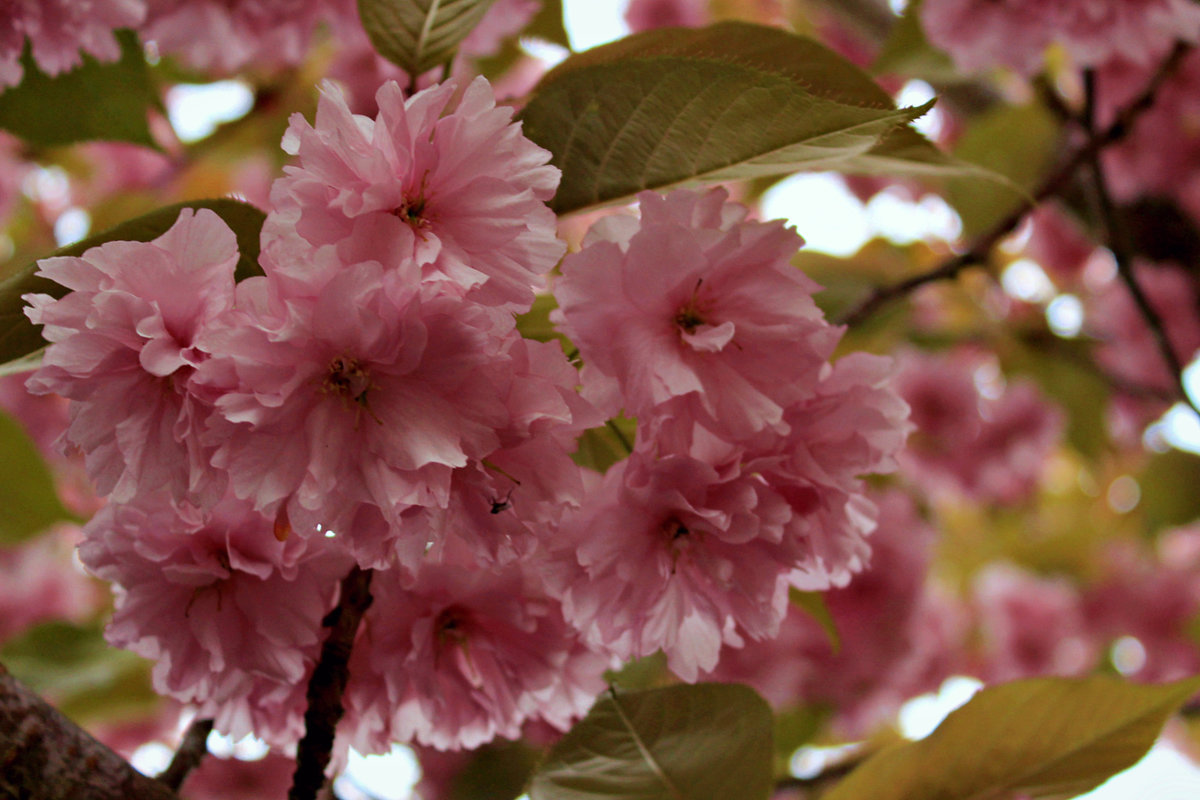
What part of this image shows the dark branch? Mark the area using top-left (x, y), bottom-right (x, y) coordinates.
top-left (155, 717), bottom-right (214, 792)
top-left (837, 42), bottom-right (1193, 327)
top-left (288, 566), bottom-right (375, 800)
top-left (1082, 65), bottom-right (1200, 418)
top-left (0, 663), bottom-right (179, 800)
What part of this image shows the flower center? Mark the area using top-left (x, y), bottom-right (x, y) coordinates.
top-left (391, 195), bottom-right (429, 228)
top-left (662, 516), bottom-right (690, 541)
top-left (673, 278), bottom-right (708, 333)
top-left (435, 606), bottom-right (469, 647)
top-left (321, 356), bottom-right (382, 426)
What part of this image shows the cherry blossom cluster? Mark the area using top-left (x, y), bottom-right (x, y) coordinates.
top-left (22, 75), bottom-right (910, 753)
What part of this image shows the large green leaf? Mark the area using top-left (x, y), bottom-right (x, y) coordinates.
top-left (529, 683), bottom-right (774, 800)
top-left (518, 22), bottom-right (937, 214)
top-left (0, 408), bottom-right (76, 544)
top-left (0, 30), bottom-right (158, 148)
top-left (358, 0), bottom-right (500, 77)
top-left (0, 198), bottom-right (266, 367)
top-left (822, 675), bottom-right (1200, 800)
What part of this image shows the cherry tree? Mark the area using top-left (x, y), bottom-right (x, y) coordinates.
top-left (2, 2), bottom-right (1200, 799)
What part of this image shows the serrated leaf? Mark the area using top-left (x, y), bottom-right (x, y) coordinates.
top-left (0, 198), bottom-right (265, 367)
top-left (529, 683), bottom-right (775, 800)
top-left (0, 408), bottom-right (76, 544)
top-left (571, 417), bottom-right (635, 474)
top-left (358, 0), bottom-right (500, 77)
top-left (0, 30), bottom-right (158, 148)
top-left (518, 22), bottom-right (935, 214)
top-left (822, 675), bottom-right (1200, 800)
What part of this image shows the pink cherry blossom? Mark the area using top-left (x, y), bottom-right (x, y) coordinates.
top-left (78, 493), bottom-right (352, 709)
top-left (266, 76), bottom-right (563, 310)
top-left (0, 0), bottom-right (145, 87)
top-left (895, 349), bottom-right (1063, 505)
top-left (23, 208), bottom-right (239, 505)
top-left (141, 0), bottom-right (343, 74)
top-left (342, 564), bottom-right (604, 752)
top-left (553, 187), bottom-right (839, 441)
top-left (0, 526), bottom-right (98, 645)
top-left (705, 491), bottom-right (966, 734)
top-left (197, 262), bottom-right (516, 567)
top-left (552, 451), bottom-right (797, 682)
top-left (625, 0), bottom-right (707, 31)
top-left (921, 0), bottom-right (1200, 76)
top-left (971, 563), bottom-right (1096, 682)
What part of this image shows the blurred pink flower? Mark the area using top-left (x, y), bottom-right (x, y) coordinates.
top-left (896, 350), bottom-right (1063, 505)
top-left (921, 0), bottom-right (1200, 76)
top-left (971, 563), bottom-right (1096, 682)
top-left (0, 0), bottom-right (145, 87)
top-left (142, 0), bottom-right (342, 73)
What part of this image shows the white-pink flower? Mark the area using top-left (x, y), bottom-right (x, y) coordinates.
top-left (78, 493), bottom-right (352, 707)
top-left (343, 564), bottom-right (604, 752)
top-left (553, 187), bottom-right (838, 442)
top-left (0, 0), bottom-right (145, 87)
top-left (553, 451), bottom-right (796, 682)
top-left (197, 261), bottom-right (516, 567)
top-left (266, 76), bottom-right (563, 310)
top-left (23, 208), bottom-right (238, 504)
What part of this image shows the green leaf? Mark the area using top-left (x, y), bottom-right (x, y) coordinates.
top-left (1, 619), bottom-right (160, 724)
top-left (358, 0), bottom-right (500, 77)
top-left (571, 417), bottom-right (635, 474)
top-left (529, 683), bottom-right (775, 800)
top-left (0, 30), bottom-right (158, 148)
top-left (526, 0), bottom-right (570, 48)
top-left (822, 675), bottom-right (1200, 800)
top-left (0, 408), bottom-right (76, 544)
top-left (789, 588), bottom-right (840, 654)
top-left (449, 739), bottom-right (540, 800)
top-left (0, 198), bottom-right (266, 368)
top-left (871, 0), bottom-right (960, 84)
top-left (1138, 449), bottom-right (1200, 531)
top-left (517, 22), bottom-right (935, 214)
top-left (945, 102), bottom-right (1061, 238)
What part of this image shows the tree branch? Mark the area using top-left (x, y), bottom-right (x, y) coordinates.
top-left (155, 717), bottom-right (214, 792)
top-left (837, 42), bottom-right (1193, 327)
top-left (289, 566), bottom-right (375, 800)
top-left (0, 662), bottom-right (179, 800)
top-left (1081, 67), bottom-right (1200, 418)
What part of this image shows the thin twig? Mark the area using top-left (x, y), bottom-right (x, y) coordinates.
top-left (1081, 66), bottom-right (1200, 418)
top-left (155, 718), bottom-right (214, 792)
top-left (837, 42), bottom-right (1193, 328)
top-left (288, 567), bottom-right (375, 800)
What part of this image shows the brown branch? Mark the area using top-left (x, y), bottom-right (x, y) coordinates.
top-left (0, 662), bottom-right (180, 800)
top-left (1082, 67), bottom-right (1200, 421)
top-left (289, 566), bottom-right (375, 800)
top-left (837, 42), bottom-right (1193, 328)
top-left (155, 717), bottom-right (214, 792)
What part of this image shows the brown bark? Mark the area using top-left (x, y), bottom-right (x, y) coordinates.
top-left (0, 662), bottom-right (179, 800)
